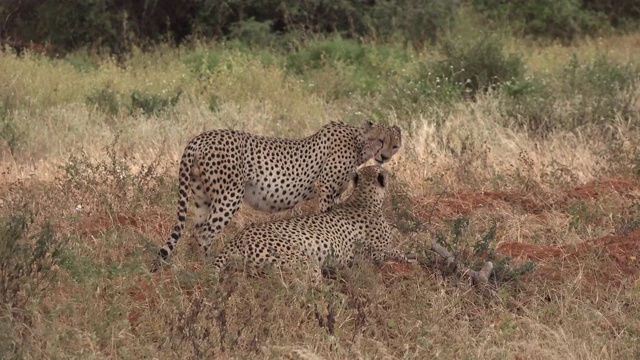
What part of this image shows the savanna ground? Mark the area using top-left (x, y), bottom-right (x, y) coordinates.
top-left (2, 14), bottom-right (640, 359)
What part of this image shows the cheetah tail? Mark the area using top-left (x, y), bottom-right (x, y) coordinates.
top-left (152, 148), bottom-right (193, 271)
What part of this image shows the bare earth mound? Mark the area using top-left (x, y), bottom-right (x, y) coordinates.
top-left (383, 177), bottom-right (640, 286)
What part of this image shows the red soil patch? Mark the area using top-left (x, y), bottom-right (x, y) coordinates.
top-left (497, 228), bottom-right (640, 283)
top-left (414, 177), bottom-right (640, 222)
top-left (566, 178), bottom-right (640, 200)
top-left (81, 210), bottom-right (171, 238)
top-left (429, 191), bottom-right (542, 218)
top-left (379, 261), bottom-right (415, 281)
top-left (387, 177), bottom-right (640, 283)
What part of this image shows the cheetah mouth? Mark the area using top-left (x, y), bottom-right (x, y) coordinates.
top-left (375, 159), bottom-right (385, 165)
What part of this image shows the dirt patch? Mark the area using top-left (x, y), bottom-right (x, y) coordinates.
top-left (419, 191), bottom-right (543, 220)
top-left (80, 210), bottom-right (171, 238)
top-left (566, 178), bottom-right (640, 200)
top-left (414, 177), bottom-right (640, 222)
top-left (497, 228), bottom-right (640, 283)
top-left (389, 178), bottom-right (640, 284)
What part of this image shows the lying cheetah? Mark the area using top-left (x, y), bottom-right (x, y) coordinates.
top-left (154, 120), bottom-right (401, 269)
top-left (212, 165), bottom-right (408, 279)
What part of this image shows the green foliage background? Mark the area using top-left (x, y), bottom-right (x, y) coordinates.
top-left (1, 0), bottom-right (637, 54)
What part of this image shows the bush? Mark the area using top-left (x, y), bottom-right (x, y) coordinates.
top-left (286, 37), bottom-right (371, 74)
top-left (86, 87), bottom-right (121, 116)
top-left (0, 95), bottom-right (24, 155)
top-left (581, 0), bottom-right (640, 30)
top-left (0, 211), bottom-right (65, 310)
top-left (473, 0), bottom-right (608, 43)
top-left (0, 0), bottom-right (459, 55)
top-left (561, 54), bottom-right (640, 125)
top-left (501, 75), bottom-right (558, 134)
top-left (61, 136), bottom-right (167, 212)
top-left (227, 19), bottom-right (276, 48)
top-left (369, 0), bottom-right (457, 49)
top-left (502, 54), bottom-right (640, 135)
top-left (286, 37), bottom-right (409, 97)
top-left (431, 36), bottom-right (525, 99)
top-left (183, 49), bottom-right (225, 79)
top-left (383, 64), bottom-right (463, 118)
top-left (130, 89), bottom-right (182, 116)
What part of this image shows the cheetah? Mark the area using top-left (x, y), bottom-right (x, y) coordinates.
top-left (153, 120), bottom-right (401, 269)
top-left (212, 165), bottom-right (408, 280)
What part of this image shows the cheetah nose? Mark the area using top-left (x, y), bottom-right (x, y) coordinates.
top-left (380, 154), bottom-right (389, 162)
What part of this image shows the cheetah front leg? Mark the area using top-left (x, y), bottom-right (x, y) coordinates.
top-left (371, 232), bottom-right (410, 264)
top-left (316, 174), bottom-right (351, 214)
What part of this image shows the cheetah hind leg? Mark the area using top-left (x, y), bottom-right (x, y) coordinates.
top-left (197, 190), bottom-right (244, 258)
top-left (190, 176), bottom-right (213, 260)
top-left (150, 166), bottom-right (214, 272)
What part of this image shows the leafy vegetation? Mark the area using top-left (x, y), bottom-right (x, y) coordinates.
top-left (2, 0), bottom-right (639, 55)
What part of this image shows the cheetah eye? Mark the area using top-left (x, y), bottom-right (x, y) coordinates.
top-left (392, 145), bottom-right (399, 149)
top-left (378, 139), bottom-right (384, 144)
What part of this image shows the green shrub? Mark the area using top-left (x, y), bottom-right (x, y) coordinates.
top-left (0, 211), bottom-right (66, 309)
top-left (65, 51), bottom-right (101, 72)
top-left (86, 87), bottom-right (121, 116)
top-left (286, 37), bottom-right (409, 97)
top-left (227, 19), bottom-right (276, 47)
top-left (580, 0), bottom-right (640, 30)
top-left (0, 95), bottom-right (24, 155)
top-left (61, 136), bottom-right (167, 211)
top-left (382, 65), bottom-right (462, 122)
top-left (286, 37), bottom-right (369, 74)
top-left (130, 89), bottom-right (182, 116)
top-left (411, 216), bottom-right (537, 286)
top-left (0, 0), bottom-right (458, 55)
top-left (183, 50), bottom-right (225, 79)
top-left (501, 75), bottom-right (558, 133)
top-left (473, 0), bottom-right (608, 43)
top-left (369, 0), bottom-right (457, 49)
top-left (502, 54), bottom-right (640, 135)
top-left (561, 54), bottom-right (640, 125)
top-left (431, 36), bottom-right (525, 99)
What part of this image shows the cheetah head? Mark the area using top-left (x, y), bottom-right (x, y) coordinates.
top-left (349, 165), bottom-right (390, 201)
top-left (362, 121), bottom-right (402, 165)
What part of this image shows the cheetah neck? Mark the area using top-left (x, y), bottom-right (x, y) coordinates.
top-left (355, 128), bottom-right (371, 164)
top-left (341, 191), bottom-right (383, 212)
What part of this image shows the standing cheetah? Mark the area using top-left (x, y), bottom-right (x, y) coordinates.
top-left (212, 165), bottom-right (408, 280)
top-left (153, 120), bottom-right (401, 269)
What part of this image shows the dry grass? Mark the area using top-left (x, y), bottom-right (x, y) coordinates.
top-left (1, 32), bottom-right (640, 359)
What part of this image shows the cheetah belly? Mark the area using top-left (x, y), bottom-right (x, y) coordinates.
top-left (244, 177), bottom-right (316, 212)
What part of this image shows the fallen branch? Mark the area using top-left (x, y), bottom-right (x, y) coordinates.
top-left (406, 240), bottom-right (496, 298)
top-left (469, 261), bottom-right (495, 299)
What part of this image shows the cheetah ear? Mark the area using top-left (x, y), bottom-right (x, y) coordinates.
top-left (363, 119), bottom-right (374, 130)
top-left (393, 125), bottom-right (401, 134)
top-left (377, 171), bottom-right (387, 188)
